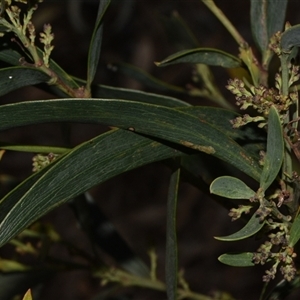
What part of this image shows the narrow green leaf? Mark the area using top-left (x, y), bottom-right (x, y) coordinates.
top-left (86, 0), bottom-right (111, 89)
top-left (166, 166), bottom-right (180, 300)
top-left (108, 63), bottom-right (185, 93)
top-left (0, 129), bottom-right (185, 246)
top-left (155, 48), bottom-right (241, 68)
top-left (260, 106), bottom-right (284, 191)
top-left (0, 142), bottom-right (69, 154)
top-left (210, 176), bottom-right (255, 199)
top-left (251, 0), bottom-right (288, 53)
top-left (288, 214), bottom-right (300, 247)
top-left (266, 276), bottom-right (300, 300)
top-left (0, 67), bottom-right (49, 96)
top-left (72, 79), bottom-right (189, 107)
top-left (161, 11), bottom-right (199, 49)
top-left (218, 252), bottom-right (255, 267)
top-left (281, 24), bottom-right (300, 53)
top-left (215, 212), bottom-right (264, 241)
top-left (0, 99), bottom-right (261, 181)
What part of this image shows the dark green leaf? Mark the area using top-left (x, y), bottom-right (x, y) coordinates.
top-left (0, 67), bottom-right (49, 96)
top-left (108, 63), bottom-right (185, 93)
top-left (251, 0), bottom-right (288, 53)
top-left (0, 47), bottom-right (79, 91)
top-left (288, 214), bottom-right (300, 247)
top-left (0, 48), bottom-right (22, 65)
top-left (0, 99), bottom-right (261, 180)
top-left (265, 276), bottom-right (300, 300)
top-left (86, 0), bottom-right (111, 89)
top-left (210, 176), bottom-right (255, 199)
top-left (281, 25), bottom-right (300, 53)
top-left (0, 129), bottom-right (186, 246)
top-left (161, 11), bottom-right (199, 49)
top-left (215, 211), bottom-right (264, 241)
top-left (260, 106), bottom-right (284, 191)
top-left (218, 252), bottom-right (255, 267)
top-left (83, 82), bottom-right (189, 107)
top-left (166, 165), bottom-right (180, 300)
top-left (155, 48), bottom-right (241, 68)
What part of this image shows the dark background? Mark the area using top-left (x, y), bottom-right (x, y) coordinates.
top-left (1, 1), bottom-right (300, 299)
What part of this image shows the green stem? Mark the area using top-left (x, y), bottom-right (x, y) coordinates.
top-left (201, 0), bottom-right (246, 47)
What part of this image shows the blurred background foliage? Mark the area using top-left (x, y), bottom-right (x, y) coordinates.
top-left (1, 1), bottom-right (300, 299)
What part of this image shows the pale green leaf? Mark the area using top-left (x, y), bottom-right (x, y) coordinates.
top-left (218, 252), bottom-right (255, 267)
top-left (215, 212), bottom-right (264, 241)
top-left (210, 176), bottom-right (255, 199)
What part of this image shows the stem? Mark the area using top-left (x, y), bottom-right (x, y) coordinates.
top-left (95, 268), bottom-right (231, 300)
top-left (201, 0), bottom-right (246, 47)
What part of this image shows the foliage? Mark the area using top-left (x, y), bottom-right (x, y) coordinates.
top-left (0, 0), bottom-right (300, 299)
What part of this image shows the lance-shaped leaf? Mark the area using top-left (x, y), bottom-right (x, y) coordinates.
top-left (215, 211), bottom-right (264, 241)
top-left (107, 63), bottom-right (185, 94)
top-left (260, 106), bottom-right (284, 191)
top-left (166, 165), bottom-right (180, 300)
top-left (210, 176), bottom-right (256, 199)
top-left (251, 0), bottom-right (287, 53)
top-left (288, 214), bottom-right (300, 247)
top-left (0, 129), bottom-right (186, 246)
top-left (91, 83), bottom-right (189, 107)
top-left (0, 99), bottom-right (261, 181)
top-left (86, 0), bottom-right (111, 90)
top-left (281, 24), bottom-right (300, 53)
top-left (155, 48), bottom-right (241, 68)
top-left (0, 67), bottom-right (49, 96)
top-left (218, 252), bottom-right (255, 267)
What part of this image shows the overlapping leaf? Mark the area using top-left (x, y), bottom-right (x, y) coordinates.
top-left (0, 99), bottom-right (261, 181)
top-left (155, 48), bottom-right (241, 68)
top-left (0, 129), bottom-right (185, 246)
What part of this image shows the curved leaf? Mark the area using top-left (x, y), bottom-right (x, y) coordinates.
top-left (81, 81), bottom-right (189, 107)
top-left (251, 0), bottom-right (287, 53)
top-left (0, 67), bottom-right (49, 96)
top-left (218, 252), bottom-right (255, 267)
top-left (260, 106), bottom-right (284, 191)
top-left (210, 176), bottom-right (255, 199)
top-left (215, 211), bottom-right (264, 241)
top-left (288, 213), bottom-right (300, 247)
top-left (281, 24), bottom-right (300, 53)
top-left (108, 63), bottom-right (185, 93)
top-left (86, 0), bottom-right (111, 89)
top-left (0, 99), bottom-right (261, 180)
top-left (155, 48), bottom-right (241, 68)
top-left (0, 129), bottom-right (185, 246)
